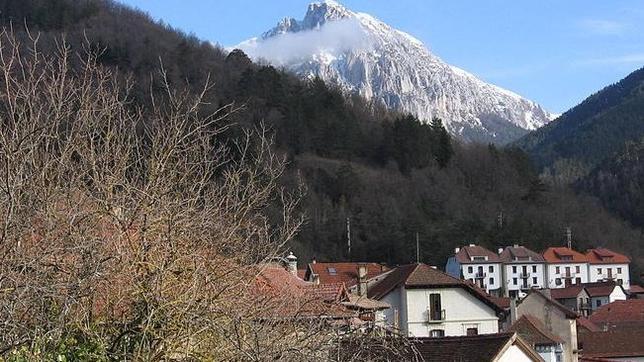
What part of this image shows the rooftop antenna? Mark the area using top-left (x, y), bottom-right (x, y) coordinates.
top-left (416, 232), bottom-right (420, 264)
top-left (346, 217), bottom-right (351, 260)
top-left (565, 226), bottom-right (572, 249)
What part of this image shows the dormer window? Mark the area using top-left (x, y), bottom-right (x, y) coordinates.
top-left (560, 256), bottom-right (572, 261)
top-left (471, 256), bottom-right (487, 261)
top-left (328, 267), bottom-right (337, 275)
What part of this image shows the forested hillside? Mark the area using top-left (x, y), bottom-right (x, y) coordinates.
top-left (577, 138), bottom-right (644, 228)
top-left (2, 0), bottom-right (642, 278)
top-left (516, 66), bottom-right (644, 174)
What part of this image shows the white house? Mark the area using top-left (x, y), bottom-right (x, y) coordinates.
top-left (499, 245), bottom-right (546, 298)
top-left (585, 248), bottom-right (631, 290)
top-left (446, 244), bottom-right (503, 295)
top-left (583, 281), bottom-right (628, 311)
top-left (509, 315), bottom-right (564, 362)
top-left (543, 247), bottom-right (589, 289)
top-left (368, 263), bottom-right (506, 338)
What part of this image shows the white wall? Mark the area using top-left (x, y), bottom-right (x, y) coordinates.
top-left (546, 263), bottom-right (589, 288)
top-left (380, 286), bottom-right (401, 332)
top-left (504, 263), bottom-right (546, 291)
top-left (461, 263), bottom-right (502, 292)
top-left (609, 286), bottom-right (627, 303)
top-left (403, 287), bottom-right (499, 337)
top-left (497, 344), bottom-right (536, 362)
top-left (588, 264), bottom-right (630, 289)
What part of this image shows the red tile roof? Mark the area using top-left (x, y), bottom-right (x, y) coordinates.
top-left (306, 262), bottom-right (389, 288)
top-left (367, 263), bottom-right (505, 314)
top-left (577, 317), bottom-right (601, 333)
top-left (542, 247), bottom-right (588, 263)
top-left (509, 314), bottom-right (564, 346)
top-left (254, 264), bottom-right (355, 320)
top-left (455, 245), bottom-right (501, 264)
top-left (550, 285), bottom-right (586, 300)
top-left (585, 248), bottom-right (630, 264)
top-left (499, 246), bottom-right (545, 263)
top-left (589, 299), bottom-right (644, 329)
top-left (629, 285), bottom-right (644, 294)
top-left (580, 329), bottom-right (644, 359)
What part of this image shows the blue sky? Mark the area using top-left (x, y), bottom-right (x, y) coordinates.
top-left (118, 0), bottom-right (644, 113)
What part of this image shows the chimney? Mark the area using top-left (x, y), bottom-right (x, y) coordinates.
top-left (312, 274), bottom-right (320, 285)
top-left (430, 266), bottom-right (437, 269)
top-left (311, 257), bottom-right (317, 264)
top-left (286, 252), bottom-right (298, 276)
top-left (455, 247), bottom-right (460, 254)
top-left (498, 247), bottom-right (504, 254)
top-left (509, 298), bottom-right (517, 325)
top-left (513, 244), bottom-right (519, 248)
top-left (469, 243), bottom-right (475, 247)
top-left (358, 263), bottom-right (368, 296)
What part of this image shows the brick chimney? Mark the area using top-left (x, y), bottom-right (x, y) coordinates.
top-left (286, 252), bottom-right (298, 276)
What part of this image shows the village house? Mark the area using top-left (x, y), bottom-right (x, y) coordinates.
top-left (516, 290), bottom-right (580, 362)
top-left (578, 330), bottom-right (644, 361)
top-left (589, 299), bottom-right (644, 331)
top-left (585, 248), bottom-right (631, 290)
top-left (583, 281), bottom-right (627, 311)
top-left (550, 285), bottom-right (591, 317)
top-left (499, 245), bottom-right (547, 298)
top-left (302, 261), bottom-right (390, 291)
top-left (446, 244), bottom-right (503, 295)
top-left (543, 247), bottom-right (589, 289)
top-left (629, 285), bottom-right (644, 299)
top-left (367, 263), bottom-right (506, 338)
top-left (411, 332), bottom-right (544, 362)
top-left (509, 315), bottom-right (565, 362)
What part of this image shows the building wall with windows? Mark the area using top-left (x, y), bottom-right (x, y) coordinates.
top-left (588, 263), bottom-right (630, 289)
top-left (504, 263), bottom-right (546, 295)
top-left (546, 263), bottom-right (589, 289)
top-left (403, 287), bottom-right (499, 337)
top-left (461, 262), bottom-right (502, 294)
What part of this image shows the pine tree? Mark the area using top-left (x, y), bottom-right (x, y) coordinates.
top-left (431, 118), bottom-right (453, 168)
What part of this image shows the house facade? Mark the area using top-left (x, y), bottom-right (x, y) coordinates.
top-left (583, 281), bottom-right (627, 311)
top-left (585, 248), bottom-right (631, 290)
top-left (543, 247), bottom-right (589, 289)
top-left (550, 285), bottom-right (591, 317)
top-left (509, 315), bottom-right (565, 362)
top-left (516, 290), bottom-right (580, 362)
top-left (499, 245), bottom-right (546, 298)
top-left (446, 244), bottom-right (503, 295)
top-left (368, 263), bottom-right (505, 338)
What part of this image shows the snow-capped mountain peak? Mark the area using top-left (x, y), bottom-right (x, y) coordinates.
top-left (237, 1), bottom-right (553, 144)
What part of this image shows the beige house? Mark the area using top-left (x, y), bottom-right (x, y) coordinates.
top-left (516, 290), bottom-right (579, 362)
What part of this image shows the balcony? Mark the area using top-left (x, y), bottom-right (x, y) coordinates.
top-left (519, 272), bottom-right (530, 278)
top-left (563, 272), bottom-right (576, 279)
top-left (427, 309), bottom-right (446, 323)
top-left (520, 284), bottom-right (531, 290)
top-left (474, 272), bottom-right (486, 279)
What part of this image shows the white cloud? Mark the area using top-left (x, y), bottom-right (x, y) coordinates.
top-left (234, 18), bottom-right (371, 65)
top-left (577, 19), bottom-right (627, 35)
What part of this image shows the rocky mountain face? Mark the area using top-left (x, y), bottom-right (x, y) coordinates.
top-left (237, 0), bottom-right (553, 144)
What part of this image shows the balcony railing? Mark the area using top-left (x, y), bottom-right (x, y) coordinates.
top-left (519, 272), bottom-right (530, 278)
top-left (474, 272), bottom-right (486, 279)
top-left (428, 309), bottom-right (446, 323)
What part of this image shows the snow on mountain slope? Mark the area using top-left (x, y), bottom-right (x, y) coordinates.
top-left (236, 1), bottom-right (553, 144)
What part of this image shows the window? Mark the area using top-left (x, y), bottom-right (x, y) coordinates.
top-left (565, 266), bottom-right (571, 275)
top-left (327, 267), bottom-right (336, 275)
top-left (466, 328), bottom-right (478, 336)
top-left (533, 277), bottom-right (538, 285)
top-left (532, 265), bottom-right (537, 273)
top-left (617, 267), bottom-right (622, 274)
top-left (617, 279), bottom-right (623, 285)
top-left (596, 299), bottom-right (602, 308)
top-left (430, 329), bottom-right (445, 338)
top-left (472, 256), bottom-right (486, 261)
top-left (576, 277), bottom-right (581, 284)
top-left (489, 277), bottom-right (494, 285)
top-left (598, 268), bottom-right (602, 274)
top-left (555, 266), bottom-right (560, 274)
top-left (555, 278), bottom-right (562, 286)
top-left (575, 265), bottom-right (580, 273)
top-left (513, 278), bottom-right (518, 285)
top-left (489, 266), bottom-right (493, 273)
top-left (468, 266), bottom-right (473, 273)
top-left (429, 293), bottom-right (442, 321)
top-left (512, 266), bottom-right (517, 273)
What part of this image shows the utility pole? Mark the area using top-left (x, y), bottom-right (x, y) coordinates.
top-left (497, 211), bottom-right (504, 229)
top-left (416, 232), bottom-right (420, 264)
top-left (565, 226), bottom-right (572, 249)
top-left (346, 217), bottom-right (351, 260)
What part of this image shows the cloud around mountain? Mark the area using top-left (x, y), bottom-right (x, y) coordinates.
top-left (236, 18), bottom-right (371, 66)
